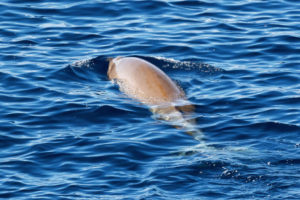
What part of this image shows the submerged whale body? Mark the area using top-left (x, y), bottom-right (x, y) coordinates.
top-left (107, 56), bottom-right (202, 138)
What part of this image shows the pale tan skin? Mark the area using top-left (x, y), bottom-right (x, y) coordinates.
top-left (107, 57), bottom-right (202, 137)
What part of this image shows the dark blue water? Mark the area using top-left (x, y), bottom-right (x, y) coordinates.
top-left (1, 0), bottom-right (300, 199)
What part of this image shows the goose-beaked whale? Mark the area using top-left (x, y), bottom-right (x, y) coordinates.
top-left (107, 56), bottom-right (202, 138)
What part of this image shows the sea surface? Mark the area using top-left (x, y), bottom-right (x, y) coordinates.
top-left (1, 0), bottom-right (300, 199)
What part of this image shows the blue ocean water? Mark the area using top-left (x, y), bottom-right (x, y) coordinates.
top-left (1, 0), bottom-right (300, 199)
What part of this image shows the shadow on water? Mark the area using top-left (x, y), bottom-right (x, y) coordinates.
top-left (54, 55), bottom-right (110, 81)
top-left (55, 55), bottom-right (224, 81)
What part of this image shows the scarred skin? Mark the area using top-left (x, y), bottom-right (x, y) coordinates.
top-left (107, 56), bottom-right (201, 137)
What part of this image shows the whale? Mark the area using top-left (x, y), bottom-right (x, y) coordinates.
top-left (107, 56), bottom-right (202, 138)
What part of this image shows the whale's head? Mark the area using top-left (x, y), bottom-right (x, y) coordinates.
top-left (107, 56), bottom-right (203, 139)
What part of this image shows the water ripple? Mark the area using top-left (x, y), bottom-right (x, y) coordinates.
top-left (0, 0), bottom-right (300, 199)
